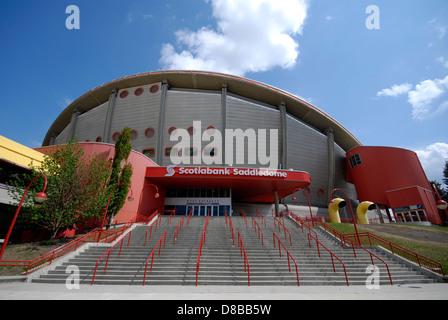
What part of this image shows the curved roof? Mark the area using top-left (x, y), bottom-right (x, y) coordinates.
top-left (43, 70), bottom-right (362, 151)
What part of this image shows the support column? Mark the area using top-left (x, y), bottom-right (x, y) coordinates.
top-left (274, 190), bottom-right (279, 214)
top-left (325, 127), bottom-right (335, 204)
top-left (279, 102), bottom-right (287, 170)
top-left (103, 88), bottom-right (118, 143)
top-left (68, 108), bottom-right (81, 141)
top-left (156, 80), bottom-right (169, 165)
top-left (221, 83), bottom-right (227, 164)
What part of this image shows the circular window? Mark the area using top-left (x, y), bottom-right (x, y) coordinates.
top-left (119, 90), bottom-right (129, 99)
top-left (145, 127), bottom-right (155, 138)
top-left (150, 85), bottom-right (159, 94)
top-left (112, 132), bottom-right (120, 142)
top-left (206, 126), bottom-right (216, 135)
top-left (168, 127), bottom-right (177, 136)
top-left (187, 126), bottom-right (196, 136)
top-left (131, 130), bottom-right (138, 140)
top-left (134, 88), bottom-right (144, 96)
top-left (96, 136), bottom-right (102, 142)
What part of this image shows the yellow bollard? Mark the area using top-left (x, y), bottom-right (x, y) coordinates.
top-left (328, 198), bottom-right (346, 223)
top-left (357, 201), bottom-right (375, 225)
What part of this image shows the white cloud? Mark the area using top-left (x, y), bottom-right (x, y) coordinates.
top-left (413, 143), bottom-right (448, 184)
top-left (377, 76), bottom-right (448, 120)
top-left (377, 83), bottom-right (412, 98)
top-left (436, 56), bottom-right (448, 69)
top-left (159, 0), bottom-right (309, 76)
top-left (408, 75), bottom-right (448, 120)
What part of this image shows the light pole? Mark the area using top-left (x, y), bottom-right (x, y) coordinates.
top-left (100, 183), bottom-right (134, 229)
top-left (292, 187), bottom-right (314, 227)
top-left (329, 188), bottom-right (361, 246)
top-left (0, 174), bottom-right (48, 260)
top-left (149, 184), bottom-right (160, 198)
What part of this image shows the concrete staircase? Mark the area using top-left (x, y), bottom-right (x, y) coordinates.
top-left (31, 215), bottom-right (438, 286)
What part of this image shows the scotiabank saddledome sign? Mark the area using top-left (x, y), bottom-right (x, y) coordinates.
top-left (179, 167), bottom-right (287, 178)
top-left (166, 166), bottom-right (288, 178)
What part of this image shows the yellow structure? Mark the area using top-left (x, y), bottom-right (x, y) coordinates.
top-left (0, 135), bottom-right (45, 169)
top-left (357, 201), bottom-right (375, 225)
top-left (328, 198), bottom-right (346, 223)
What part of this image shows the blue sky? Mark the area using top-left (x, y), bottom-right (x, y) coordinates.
top-left (0, 0), bottom-right (447, 184)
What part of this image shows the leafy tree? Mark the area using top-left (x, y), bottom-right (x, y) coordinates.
top-left (104, 127), bottom-right (134, 226)
top-left (444, 160), bottom-right (448, 190)
top-left (8, 139), bottom-right (111, 239)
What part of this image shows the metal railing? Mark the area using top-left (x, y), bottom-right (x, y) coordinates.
top-left (255, 209), bottom-right (267, 227)
top-left (91, 230), bottom-right (133, 285)
top-left (251, 217), bottom-right (264, 246)
top-left (350, 231), bottom-right (445, 276)
top-left (306, 232), bottom-right (350, 286)
top-left (240, 209), bottom-right (248, 227)
top-left (0, 211), bottom-right (153, 275)
top-left (144, 214), bottom-right (163, 245)
top-left (173, 216), bottom-right (185, 245)
top-left (272, 232), bottom-right (300, 286)
top-left (196, 213), bottom-right (210, 286)
top-left (237, 232), bottom-right (250, 286)
top-left (274, 216), bottom-right (292, 246)
top-left (142, 231), bottom-right (167, 285)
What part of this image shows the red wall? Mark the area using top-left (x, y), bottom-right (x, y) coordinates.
top-left (347, 146), bottom-right (442, 225)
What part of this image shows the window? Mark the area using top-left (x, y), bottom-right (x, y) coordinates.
top-left (165, 147), bottom-right (181, 157)
top-left (119, 90), bottom-right (129, 99)
top-left (150, 85), bottom-right (159, 94)
top-left (349, 154), bottom-right (362, 168)
top-left (144, 128), bottom-right (155, 138)
top-left (203, 147), bottom-right (217, 157)
top-left (112, 132), bottom-right (120, 142)
top-left (185, 147), bottom-right (198, 157)
top-left (95, 136), bottom-right (102, 142)
top-left (134, 88), bottom-right (144, 96)
top-left (143, 148), bottom-right (155, 158)
top-left (187, 126), bottom-right (196, 136)
top-left (168, 127), bottom-right (177, 136)
top-left (130, 130), bottom-right (138, 140)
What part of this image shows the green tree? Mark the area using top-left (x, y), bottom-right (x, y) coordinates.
top-left (8, 139), bottom-right (111, 239)
top-left (104, 127), bottom-right (134, 226)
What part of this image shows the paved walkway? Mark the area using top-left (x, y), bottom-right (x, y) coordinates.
top-left (1, 281), bottom-right (447, 300)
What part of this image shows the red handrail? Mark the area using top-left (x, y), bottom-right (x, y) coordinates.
top-left (167, 209), bottom-right (176, 225)
top-left (289, 211), bottom-right (357, 258)
top-left (186, 208), bottom-right (193, 226)
top-left (352, 231), bottom-right (445, 277)
top-left (0, 211), bottom-right (158, 275)
top-left (274, 216), bottom-right (292, 246)
top-left (196, 230), bottom-right (206, 286)
top-left (228, 215), bottom-right (235, 246)
top-left (272, 233), bottom-right (300, 286)
top-left (306, 232), bottom-right (350, 286)
top-left (173, 216), bottom-right (185, 245)
top-left (251, 217), bottom-right (264, 246)
top-left (196, 215), bottom-right (210, 286)
top-left (237, 232), bottom-right (251, 286)
top-left (255, 209), bottom-right (267, 227)
top-left (240, 209), bottom-right (248, 227)
top-left (142, 231), bottom-right (167, 285)
top-left (313, 222), bottom-right (393, 285)
top-left (91, 230), bottom-right (133, 285)
top-left (144, 214), bottom-right (162, 245)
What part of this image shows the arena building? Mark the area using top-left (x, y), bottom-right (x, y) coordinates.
top-left (39, 70), bottom-right (445, 226)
